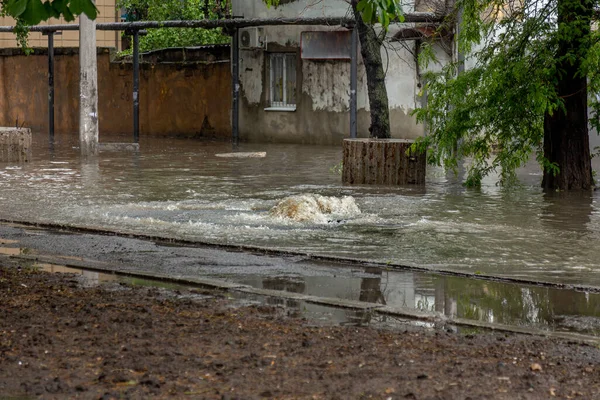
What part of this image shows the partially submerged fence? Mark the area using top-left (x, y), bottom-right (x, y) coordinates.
top-left (0, 13), bottom-right (441, 145)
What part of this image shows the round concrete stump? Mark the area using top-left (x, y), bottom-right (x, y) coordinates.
top-left (342, 138), bottom-right (426, 185)
top-left (0, 127), bottom-right (31, 162)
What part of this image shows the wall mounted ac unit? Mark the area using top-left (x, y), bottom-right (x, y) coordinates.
top-left (240, 27), bottom-right (266, 49)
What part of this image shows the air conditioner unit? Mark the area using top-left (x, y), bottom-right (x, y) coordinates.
top-left (240, 27), bottom-right (266, 49)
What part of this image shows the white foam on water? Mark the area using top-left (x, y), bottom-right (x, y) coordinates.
top-left (269, 194), bottom-right (361, 223)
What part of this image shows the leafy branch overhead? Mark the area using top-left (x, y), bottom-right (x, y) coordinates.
top-left (355, 0), bottom-right (403, 27)
top-left (3, 0), bottom-right (97, 25)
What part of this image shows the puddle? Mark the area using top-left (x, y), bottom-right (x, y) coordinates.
top-left (227, 267), bottom-right (600, 336)
top-left (27, 257), bottom-right (600, 336)
top-left (31, 260), bottom-right (432, 329)
top-left (0, 247), bottom-right (22, 256)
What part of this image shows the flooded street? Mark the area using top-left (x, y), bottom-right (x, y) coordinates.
top-left (1, 134), bottom-right (600, 334)
top-left (1, 135), bottom-right (599, 283)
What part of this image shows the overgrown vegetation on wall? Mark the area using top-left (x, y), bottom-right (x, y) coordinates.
top-left (117, 0), bottom-right (231, 52)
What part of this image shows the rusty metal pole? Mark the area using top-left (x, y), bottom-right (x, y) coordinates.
top-left (133, 29), bottom-right (140, 143)
top-left (47, 31), bottom-right (55, 144)
top-left (350, 25), bottom-right (358, 139)
top-left (232, 28), bottom-right (240, 145)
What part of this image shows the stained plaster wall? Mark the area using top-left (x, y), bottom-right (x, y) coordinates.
top-left (233, 0), bottom-right (448, 144)
top-left (0, 48), bottom-right (231, 139)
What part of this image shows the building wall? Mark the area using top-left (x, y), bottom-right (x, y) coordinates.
top-left (0, 0), bottom-right (120, 49)
top-left (232, 0), bottom-right (448, 145)
top-left (0, 48), bottom-right (231, 139)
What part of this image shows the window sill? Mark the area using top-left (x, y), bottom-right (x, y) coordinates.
top-left (264, 106), bottom-right (296, 112)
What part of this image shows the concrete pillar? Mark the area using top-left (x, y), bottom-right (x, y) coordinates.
top-left (79, 9), bottom-right (98, 156)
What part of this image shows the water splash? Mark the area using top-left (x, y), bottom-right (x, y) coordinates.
top-left (270, 194), bottom-right (361, 223)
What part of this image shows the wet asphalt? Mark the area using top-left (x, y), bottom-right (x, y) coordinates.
top-left (0, 222), bottom-right (365, 283)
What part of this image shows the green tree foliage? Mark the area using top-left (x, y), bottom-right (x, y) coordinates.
top-left (1, 0), bottom-right (97, 49)
top-left (117, 0), bottom-right (230, 52)
top-left (3, 0), bottom-right (97, 24)
top-left (415, 0), bottom-right (595, 189)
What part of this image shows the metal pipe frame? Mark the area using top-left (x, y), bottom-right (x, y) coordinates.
top-left (0, 12), bottom-right (444, 33)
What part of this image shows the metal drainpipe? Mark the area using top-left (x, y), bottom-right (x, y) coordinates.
top-left (232, 28), bottom-right (240, 146)
top-left (133, 29), bottom-right (140, 143)
top-left (350, 25), bottom-right (358, 139)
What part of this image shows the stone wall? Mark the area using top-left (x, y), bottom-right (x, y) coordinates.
top-left (0, 47), bottom-right (232, 140)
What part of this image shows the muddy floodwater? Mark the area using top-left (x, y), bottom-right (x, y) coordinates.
top-left (1, 134), bottom-right (600, 334)
top-left (0, 135), bottom-right (599, 286)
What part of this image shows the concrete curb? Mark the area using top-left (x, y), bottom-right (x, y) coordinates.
top-left (3, 218), bottom-right (600, 294)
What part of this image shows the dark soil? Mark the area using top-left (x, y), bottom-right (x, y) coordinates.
top-left (1, 263), bottom-right (600, 399)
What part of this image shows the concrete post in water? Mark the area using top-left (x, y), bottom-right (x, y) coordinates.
top-left (0, 128), bottom-right (32, 162)
top-left (79, 8), bottom-right (99, 156)
top-left (342, 139), bottom-right (426, 185)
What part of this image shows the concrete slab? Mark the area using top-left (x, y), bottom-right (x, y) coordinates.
top-left (0, 127), bottom-right (31, 162)
top-left (215, 152), bottom-right (266, 158)
top-left (98, 143), bottom-right (140, 152)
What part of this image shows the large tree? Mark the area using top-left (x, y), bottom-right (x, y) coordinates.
top-left (351, 0), bottom-right (395, 138)
top-left (414, 0), bottom-right (596, 190)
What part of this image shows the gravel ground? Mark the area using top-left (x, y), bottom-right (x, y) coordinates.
top-left (1, 261), bottom-right (600, 399)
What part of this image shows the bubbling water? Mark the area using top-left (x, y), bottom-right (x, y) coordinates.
top-left (269, 194), bottom-right (361, 223)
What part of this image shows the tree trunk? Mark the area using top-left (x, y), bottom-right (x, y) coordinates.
top-left (351, 0), bottom-right (391, 139)
top-left (542, 0), bottom-right (593, 190)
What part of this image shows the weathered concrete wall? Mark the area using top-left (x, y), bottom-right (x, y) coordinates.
top-left (233, 0), bottom-right (450, 144)
top-left (237, 24), bottom-right (427, 144)
top-left (0, 48), bottom-right (231, 139)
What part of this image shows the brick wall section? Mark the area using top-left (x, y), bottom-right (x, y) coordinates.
top-left (0, 0), bottom-right (120, 49)
top-left (0, 48), bottom-right (232, 139)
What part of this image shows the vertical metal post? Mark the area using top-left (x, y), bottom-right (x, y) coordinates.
top-left (133, 29), bottom-right (140, 143)
top-left (47, 32), bottom-right (55, 144)
top-left (350, 25), bottom-right (358, 139)
top-left (232, 28), bottom-right (240, 145)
